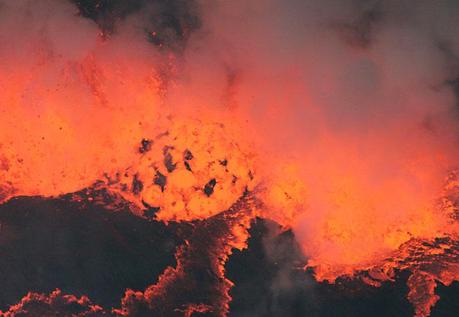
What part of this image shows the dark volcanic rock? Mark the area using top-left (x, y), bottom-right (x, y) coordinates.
top-left (0, 198), bottom-right (458, 316)
top-left (0, 194), bottom-right (186, 311)
top-left (204, 179), bottom-right (217, 197)
top-left (226, 218), bottom-right (459, 317)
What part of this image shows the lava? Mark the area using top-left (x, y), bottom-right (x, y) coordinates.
top-left (1, 1), bottom-right (459, 317)
top-left (0, 0), bottom-right (163, 201)
top-left (3, 289), bottom-right (109, 317)
top-left (118, 189), bottom-right (262, 317)
top-left (1, 189), bottom-right (262, 317)
top-left (101, 117), bottom-right (258, 222)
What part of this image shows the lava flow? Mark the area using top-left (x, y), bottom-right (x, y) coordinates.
top-left (1, 0), bottom-right (459, 317)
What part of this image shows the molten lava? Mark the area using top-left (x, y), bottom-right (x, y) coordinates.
top-left (103, 117), bottom-right (258, 222)
top-left (1, 1), bottom-right (459, 317)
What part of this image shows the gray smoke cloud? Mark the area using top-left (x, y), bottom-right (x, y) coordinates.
top-left (0, 1), bottom-right (459, 316)
top-left (164, 0), bottom-right (459, 282)
top-left (1, 0), bottom-right (458, 275)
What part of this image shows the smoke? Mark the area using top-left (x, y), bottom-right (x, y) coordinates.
top-left (162, 0), bottom-right (459, 275)
top-left (1, 0), bottom-right (459, 291)
top-left (0, 0), bottom-right (175, 198)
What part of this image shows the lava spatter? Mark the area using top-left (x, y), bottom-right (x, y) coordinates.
top-left (1, 1), bottom-right (459, 316)
top-left (103, 117), bottom-right (258, 222)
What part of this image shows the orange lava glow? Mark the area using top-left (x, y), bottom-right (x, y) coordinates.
top-left (104, 117), bottom-right (258, 221)
top-left (1, 1), bottom-right (459, 316)
top-left (0, 1), bottom-right (163, 200)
